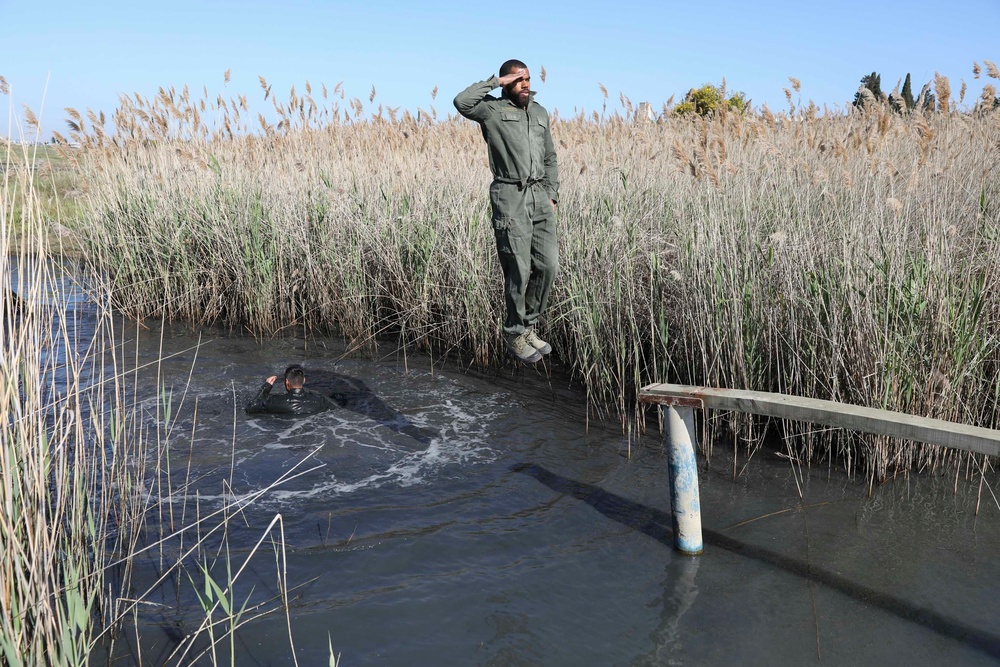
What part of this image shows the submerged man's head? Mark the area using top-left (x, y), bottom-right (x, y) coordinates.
top-left (284, 364), bottom-right (306, 390)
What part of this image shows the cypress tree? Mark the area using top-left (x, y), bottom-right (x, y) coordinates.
top-left (853, 72), bottom-right (884, 108)
top-left (901, 73), bottom-right (915, 111)
top-left (867, 72), bottom-right (883, 99)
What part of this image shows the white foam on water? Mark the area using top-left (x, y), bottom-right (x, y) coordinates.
top-left (153, 369), bottom-right (512, 509)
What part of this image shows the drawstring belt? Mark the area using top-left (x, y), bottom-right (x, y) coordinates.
top-left (494, 176), bottom-right (543, 190)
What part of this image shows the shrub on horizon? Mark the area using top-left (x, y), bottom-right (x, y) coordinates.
top-left (674, 83), bottom-right (748, 117)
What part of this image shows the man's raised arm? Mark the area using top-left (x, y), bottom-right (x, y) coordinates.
top-left (245, 375), bottom-right (277, 414)
top-left (453, 76), bottom-right (499, 122)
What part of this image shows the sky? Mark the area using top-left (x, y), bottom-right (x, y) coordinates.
top-left (2, 0), bottom-right (999, 141)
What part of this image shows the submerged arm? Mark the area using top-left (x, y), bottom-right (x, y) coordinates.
top-left (245, 377), bottom-right (277, 414)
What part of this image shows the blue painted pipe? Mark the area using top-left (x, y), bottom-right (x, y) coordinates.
top-left (665, 405), bottom-right (703, 555)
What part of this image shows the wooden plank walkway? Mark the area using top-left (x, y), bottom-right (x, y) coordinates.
top-left (639, 383), bottom-right (1000, 458)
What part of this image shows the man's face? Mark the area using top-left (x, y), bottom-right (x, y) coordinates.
top-left (503, 67), bottom-right (531, 108)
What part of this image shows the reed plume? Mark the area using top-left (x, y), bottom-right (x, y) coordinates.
top-left (934, 72), bottom-right (951, 112)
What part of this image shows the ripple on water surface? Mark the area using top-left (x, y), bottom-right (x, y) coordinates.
top-left (108, 325), bottom-right (1000, 666)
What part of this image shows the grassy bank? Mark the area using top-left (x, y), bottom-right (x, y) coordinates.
top-left (2, 144), bottom-right (309, 665)
top-left (1, 149), bottom-right (134, 663)
top-left (69, 73), bottom-right (1000, 480)
top-left (2, 141), bottom-right (86, 248)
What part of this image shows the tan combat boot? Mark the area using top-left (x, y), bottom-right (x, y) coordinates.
top-left (523, 328), bottom-right (552, 355)
top-left (505, 331), bottom-right (543, 364)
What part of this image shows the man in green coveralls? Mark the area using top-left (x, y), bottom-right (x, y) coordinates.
top-left (454, 59), bottom-right (560, 364)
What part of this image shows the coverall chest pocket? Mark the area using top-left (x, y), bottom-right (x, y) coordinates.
top-left (534, 117), bottom-right (548, 151)
top-left (499, 111), bottom-right (523, 141)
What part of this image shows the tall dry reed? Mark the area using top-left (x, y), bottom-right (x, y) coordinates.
top-left (2, 136), bottom-right (307, 665)
top-left (66, 69), bottom-right (1000, 482)
top-left (1, 139), bottom-right (140, 664)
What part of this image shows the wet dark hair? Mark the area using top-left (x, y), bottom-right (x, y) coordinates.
top-left (284, 364), bottom-right (306, 387)
top-left (499, 59), bottom-right (527, 77)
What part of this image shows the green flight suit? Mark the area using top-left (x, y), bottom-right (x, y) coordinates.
top-left (454, 76), bottom-right (560, 336)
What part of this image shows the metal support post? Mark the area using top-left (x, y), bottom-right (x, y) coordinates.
top-left (665, 404), bottom-right (703, 555)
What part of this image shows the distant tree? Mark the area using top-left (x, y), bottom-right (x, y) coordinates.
top-left (974, 85), bottom-right (1000, 114)
top-left (901, 73), bottom-right (915, 111)
top-left (888, 73), bottom-right (917, 114)
top-left (856, 71), bottom-right (944, 114)
top-left (853, 72), bottom-right (883, 108)
top-left (674, 83), bottom-right (748, 117)
top-left (915, 82), bottom-right (936, 113)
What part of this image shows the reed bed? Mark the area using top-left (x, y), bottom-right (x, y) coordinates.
top-left (1, 141), bottom-right (126, 665)
top-left (66, 70), bottom-right (1000, 482)
top-left (2, 141), bottom-right (310, 665)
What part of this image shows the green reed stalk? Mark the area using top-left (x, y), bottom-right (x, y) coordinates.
top-left (3, 134), bottom-right (312, 665)
top-left (1, 141), bottom-right (131, 665)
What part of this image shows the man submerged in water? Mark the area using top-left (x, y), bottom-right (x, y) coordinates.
top-left (245, 364), bottom-right (335, 416)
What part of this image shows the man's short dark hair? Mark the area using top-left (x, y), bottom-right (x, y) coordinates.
top-left (499, 59), bottom-right (527, 77)
top-left (284, 364), bottom-right (305, 387)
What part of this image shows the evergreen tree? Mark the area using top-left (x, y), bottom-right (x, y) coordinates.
top-left (916, 81), bottom-right (936, 112)
top-left (853, 72), bottom-right (883, 108)
top-left (901, 73), bottom-right (915, 112)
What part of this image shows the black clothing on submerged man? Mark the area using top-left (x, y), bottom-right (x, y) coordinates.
top-left (245, 364), bottom-right (336, 416)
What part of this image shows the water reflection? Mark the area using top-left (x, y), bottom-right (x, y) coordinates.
top-left (516, 463), bottom-right (1000, 662)
top-left (17, 263), bottom-right (1000, 665)
top-left (2, 287), bottom-right (24, 318)
top-left (633, 558), bottom-right (700, 667)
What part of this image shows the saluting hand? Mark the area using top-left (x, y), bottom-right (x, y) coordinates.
top-left (498, 70), bottom-right (527, 87)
